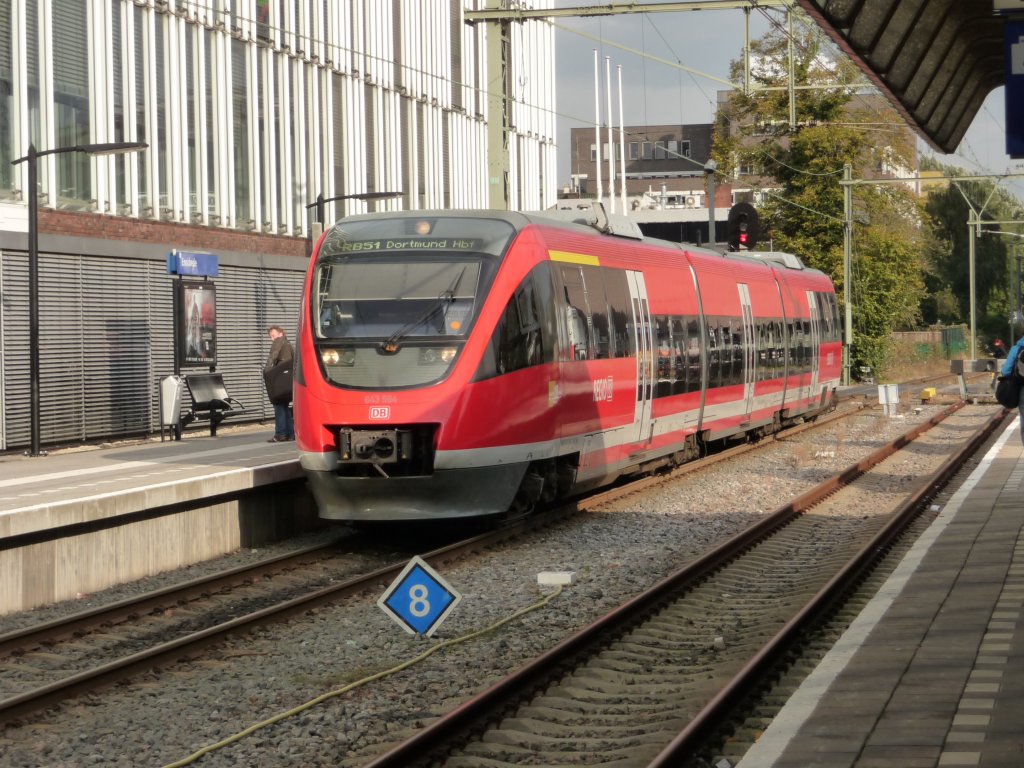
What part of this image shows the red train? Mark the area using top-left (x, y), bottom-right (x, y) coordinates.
top-left (294, 210), bottom-right (842, 521)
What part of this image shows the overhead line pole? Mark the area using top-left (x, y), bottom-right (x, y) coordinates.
top-left (467, 0), bottom-right (795, 210)
top-left (840, 172), bottom-right (1024, 366)
top-left (842, 163), bottom-right (852, 386)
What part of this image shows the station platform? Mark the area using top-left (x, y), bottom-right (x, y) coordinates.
top-left (0, 426), bottom-right (310, 615)
top-left (737, 413), bottom-right (1024, 768)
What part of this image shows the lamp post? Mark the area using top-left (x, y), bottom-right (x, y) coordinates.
top-left (305, 191), bottom-right (403, 249)
top-left (704, 159), bottom-right (717, 248)
top-left (11, 140), bottom-right (148, 457)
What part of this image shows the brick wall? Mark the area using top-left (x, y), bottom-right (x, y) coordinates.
top-left (39, 209), bottom-right (308, 258)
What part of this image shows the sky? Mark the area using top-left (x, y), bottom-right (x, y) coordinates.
top-left (549, 3), bottom-right (1024, 200)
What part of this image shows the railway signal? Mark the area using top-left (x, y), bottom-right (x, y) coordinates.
top-left (727, 203), bottom-right (760, 251)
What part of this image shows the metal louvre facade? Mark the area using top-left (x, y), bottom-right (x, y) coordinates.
top-left (0, 0), bottom-right (557, 450)
top-left (0, 247), bottom-right (304, 450)
top-left (0, 0), bottom-right (557, 222)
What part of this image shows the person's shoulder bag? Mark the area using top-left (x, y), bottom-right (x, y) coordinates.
top-left (995, 348), bottom-right (1024, 409)
top-left (264, 360), bottom-right (293, 404)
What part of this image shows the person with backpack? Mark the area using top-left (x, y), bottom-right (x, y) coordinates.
top-left (999, 335), bottom-right (1024, 444)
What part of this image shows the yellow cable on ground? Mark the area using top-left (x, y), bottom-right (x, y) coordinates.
top-left (161, 584), bottom-right (565, 768)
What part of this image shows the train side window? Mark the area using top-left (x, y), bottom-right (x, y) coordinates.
top-left (731, 316), bottom-right (744, 386)
top-left (686, 318), bottom-right (702, 392)
top-left (670, 317), bottom-right (687, 395)
top-left (602, 269), bottom-right (632, 358)
top-left (815, 293), bottom-right (828, 341)
top-left (789, 319), bottom-right (806, 374)
top-left (582, 266), bottom-right (611, 359)
top-left (773, 320), bottom-right (784, 372)
top-left (785, 321), bottom-right (796, 374)
top-left (481, 267), bottom-right (556, 379)
top-left (721, 319), bottom-right (735, 387)
top-left (654, 315), bottom-right (673, 398)
top-left (803, 319), bottom-right (813, 372)
top-left (707, 317), bottom-right (722, 388)
top-left (560, 266), bottom-right (591, 361)
top-left (756, 320), bottom-right (768, 382)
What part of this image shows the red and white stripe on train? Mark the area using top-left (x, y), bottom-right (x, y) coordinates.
top-left (293, 210), bottom-right (842, 522)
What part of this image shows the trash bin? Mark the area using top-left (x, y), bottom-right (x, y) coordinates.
top-left (160, 375), bottom-right (184, 433)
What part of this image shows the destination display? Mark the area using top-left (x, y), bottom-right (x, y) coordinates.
top-left (332, 237), bottom-right (481, 253)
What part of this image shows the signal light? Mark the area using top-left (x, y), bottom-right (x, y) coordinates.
top-left (727, 203), bottom-right (759, 251)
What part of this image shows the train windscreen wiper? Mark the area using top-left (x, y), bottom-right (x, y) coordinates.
top-left (378, 268), bottom-right (465, 355)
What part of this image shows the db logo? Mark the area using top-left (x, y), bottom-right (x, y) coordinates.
top-left (369, 406), bottom-right (390, 420)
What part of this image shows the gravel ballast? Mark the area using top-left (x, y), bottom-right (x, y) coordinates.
top-left (0, 402), bottom-right (999, 767)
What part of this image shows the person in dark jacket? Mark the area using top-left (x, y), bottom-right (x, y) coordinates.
top-left (264, 325), bottom-right (294, 442)
top-left (1000, 335), bottom-right (1024, 445)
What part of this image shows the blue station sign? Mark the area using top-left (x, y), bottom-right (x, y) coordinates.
top-left (167, 249), bottom-right (219, 277)
top-left (1006, 21), bottom-right (1024, 158)
top-left (377, 555), bottom-right (462, 637)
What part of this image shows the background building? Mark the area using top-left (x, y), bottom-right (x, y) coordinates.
top-left (568, 123), bottom-right (714, 204)
top-left (565, 122), bottom-right (734, 245)
top-left (0, 0), bottom-right (556, 451)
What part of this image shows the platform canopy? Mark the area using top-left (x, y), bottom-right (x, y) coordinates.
top-left (796, 0), bottom-right (1004, 153)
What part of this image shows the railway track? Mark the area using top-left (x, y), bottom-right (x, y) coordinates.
top-left (0, 401), bottom-right (870, 728)
top-left (360, 404), bottom-right (1006, 767)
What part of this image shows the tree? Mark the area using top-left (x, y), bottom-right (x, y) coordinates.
top-left (920, 160), bottom-right (1018, 344)
top-left (712, 14), bottom-right (924, 373)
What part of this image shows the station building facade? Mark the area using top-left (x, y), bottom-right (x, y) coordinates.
top-left (0, 0), bottom-right (556, 451)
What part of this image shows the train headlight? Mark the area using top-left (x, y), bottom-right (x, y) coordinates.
top-left (321, 348), bottom-right (355, 366)
top-left (419, 348), bottom-right (457, 365)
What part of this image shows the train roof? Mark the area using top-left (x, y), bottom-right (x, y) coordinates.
top-left (324, 207), bottom-right (826, 278)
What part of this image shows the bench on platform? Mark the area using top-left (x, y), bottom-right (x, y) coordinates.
top-left (181, 372), bottom-right (246, 436)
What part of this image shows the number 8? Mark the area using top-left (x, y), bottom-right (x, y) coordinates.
top-left (409, 584), bottom-right (430, 617)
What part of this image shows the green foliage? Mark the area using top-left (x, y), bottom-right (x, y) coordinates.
top-left (921, 167), bottom-right (1019, 342)
top-left (712, 13), bottom-right (924, 372)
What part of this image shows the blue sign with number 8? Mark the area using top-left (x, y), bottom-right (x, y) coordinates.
top-left (378, 556), bottom-right (462, 636)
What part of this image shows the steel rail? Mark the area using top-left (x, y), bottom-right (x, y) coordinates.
top-left (363, 401), bottom-right (972, 767)
top-left (0, 511), bottom-right (562, 725)
top-left (0, 399), bottom-right (889, 727)
top-left (648, 405), bottom-right (1009, 765)
top-left (0, 542), bottom-right (344, 657)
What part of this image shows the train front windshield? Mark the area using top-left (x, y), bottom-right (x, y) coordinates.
top-left (312, 216), bottom-right (514, 390)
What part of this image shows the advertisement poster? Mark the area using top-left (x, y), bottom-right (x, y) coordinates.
top-left (177, 280), bottom-right (217, 367)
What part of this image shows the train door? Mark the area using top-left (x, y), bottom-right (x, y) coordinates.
top-left (738, 284), bottom-right (756, 418)
top-left (806, 290), bottom-right (821, 393)
top-left (627, 271), bottom-right (654, 443)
